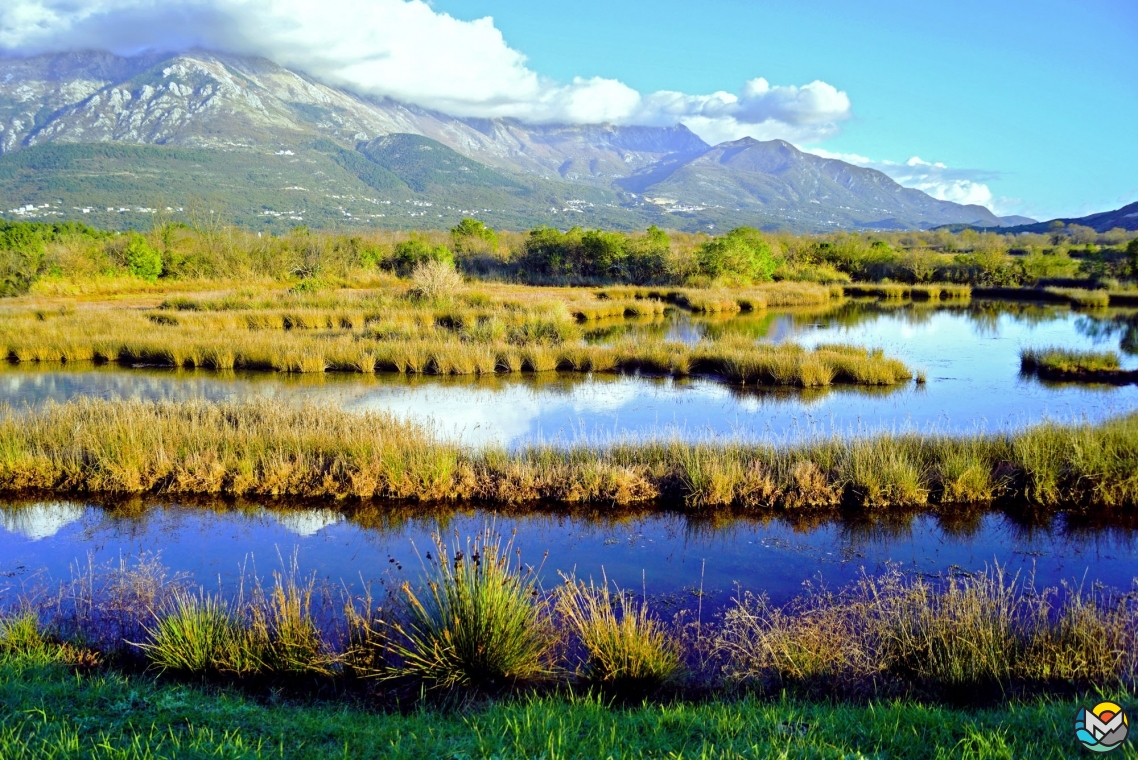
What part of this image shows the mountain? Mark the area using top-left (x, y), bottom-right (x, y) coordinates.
top-left (617, 138), bottom-right (1000, 229)
top-left (1009, 202), bottom-right (1138, 233)
top-left (0, 49), bottom-right (1003, 232)
top-left (997, 215), bottom-right (1037, 227)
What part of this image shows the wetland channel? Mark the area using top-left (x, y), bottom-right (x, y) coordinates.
top-left (3, 299), bottom-right (1138, 611)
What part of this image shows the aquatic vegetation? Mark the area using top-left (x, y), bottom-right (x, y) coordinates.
top-left (1, 399), bottom-right (1137, 509)
top-left (3, 557), bottom-right (1135, 708)
top-left (1020, 346), bottom-right (1137, 383)
top-left (557, 577), bottom-right (681, 690)
top-left (714, 566), bottom-right (1137, 698)
top-left (0, 285), bottom-right (913, 388)
top-left (388, 529), bottom-right (553, 688)
top-left (1044, 287), bottom-right (1110, 309)
top-left (844, 283), bottom-right (972, 301)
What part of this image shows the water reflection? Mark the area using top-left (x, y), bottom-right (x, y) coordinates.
top-left (2, 498), bottom-right (1136, 612)
top-left (1, 300), bottom-right (1137, 446)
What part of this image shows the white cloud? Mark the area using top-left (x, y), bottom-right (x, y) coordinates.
top-left (807, 148), bottom-right (1014, 213)
top-left (0, 0), bottom-right (851, 142)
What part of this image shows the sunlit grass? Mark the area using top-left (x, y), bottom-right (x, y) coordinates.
top-left (1, 399), bottom-right (1136, 509)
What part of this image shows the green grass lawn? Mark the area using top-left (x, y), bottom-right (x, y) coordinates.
top-left (1, 652), bottom-right (1131, 759)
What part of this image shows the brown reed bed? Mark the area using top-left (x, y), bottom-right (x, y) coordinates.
top-left (844, 283), bottom-right (972, 301)
top-left (1, 399), bottom-right (1136, 510)
top-left (0, 283), bottom-right (911, 388)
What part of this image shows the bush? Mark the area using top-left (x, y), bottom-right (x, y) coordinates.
top-left (392, 236), bottom-right (453, 276)
top-left (451, 218), bottom-right (498, 254)
top-left (696, 228), bottom-right (779, 284)
top-left (410, 259), bottom-right (463, 301)
top-left (623, 226), bottom-right (671, 284)
top-left (123, 234), bottom-right (163, 281)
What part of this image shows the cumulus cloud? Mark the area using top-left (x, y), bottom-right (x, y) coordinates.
top-left (807, 148), bottom-right (1009, 212)
top-left (0, 0), bottom-right (851, 142)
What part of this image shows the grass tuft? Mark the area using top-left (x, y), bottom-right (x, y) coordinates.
top-left (389, 529), bottom-right (553, 689)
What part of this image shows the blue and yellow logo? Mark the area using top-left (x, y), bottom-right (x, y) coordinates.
top-left (1075, 701), bottom-right (1129, 753)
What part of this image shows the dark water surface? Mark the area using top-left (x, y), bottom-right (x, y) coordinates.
top-left (2, 300), bottom-right (1137, 447)
top-left (3, 501), bottom-right (1136, 613)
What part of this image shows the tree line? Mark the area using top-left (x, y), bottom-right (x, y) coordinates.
top-left (1, 217), bottom-right (1136, 295)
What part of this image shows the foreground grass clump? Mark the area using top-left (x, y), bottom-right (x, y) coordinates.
top-left (1, 399), bottom-right (1138, 508)
top-left (388, 529), bottom-right (553, 688)
top-left (558, 577), bottom-right (681, 692)
top-left (137, 575), bottom-right (329, 678)
top-left (1021, 346), bottom-right (1137, 383)
top-left (716, 567), bottom-right (1137, 699)
top-left (0, 649), bottom-right (1108, 759)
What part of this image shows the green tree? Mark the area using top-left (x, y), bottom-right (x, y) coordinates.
top-left (521, 227), bottom-right (583, 277)
top-left (392, 236), bottom-right (453, 276)
top-left (1127, 238), bottom-right (1138, 273)
top-left (624, 226), bottom-right (670, 284)
top-left (580, 230), bottom-right (627, 276)
top-left (451, 218), bottom-right (498, 254)
top-left (696, 227), bottom-right (778, 283)
top-left (124, 233), bottom-right (163, 281)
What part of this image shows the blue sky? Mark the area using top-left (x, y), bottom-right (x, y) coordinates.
top-left (430, 0), bottom-right (1137, 219)
top-left (3, 0), bottom-right (1133, 219)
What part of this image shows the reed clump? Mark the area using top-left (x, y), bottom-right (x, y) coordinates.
top-left (1020, 346), bottom-right (1136, 383)
top-left (714, 566), bottom-right (1138, 698)
top-left (558, 577), bottom-right (681, 691)
top-left (387, 529), bottom-right (553, 689)
top-left (844, 284), bottom-right (971, 301)
top-left (1, 399), bottom-right (1138, 510)
top-left (137, 573), bottom-right (331, 677)
top-left (1044, 287), bottom-right (1110, 309)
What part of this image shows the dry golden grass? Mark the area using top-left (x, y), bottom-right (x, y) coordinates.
top-left (1, 399), bottom-right (1136, 509)
top-left (0, 281), bottom-right (911, 388)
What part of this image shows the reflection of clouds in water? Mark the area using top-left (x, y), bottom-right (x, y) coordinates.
top-left (267, 508), bottom-right (344, 537)
top-left (1, 502), bottom-right (85, 540)
top-left (348, 378), bottom-right (658, 446)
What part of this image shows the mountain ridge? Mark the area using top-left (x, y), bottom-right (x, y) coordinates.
top-left (0, 49), bottom-right (1002, 231)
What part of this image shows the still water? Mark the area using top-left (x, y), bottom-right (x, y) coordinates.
top-left (1, 300), bottom-right (1136, 447)
top-left (2, 300), bottom-right (1138, 608)
top-left (2, 500), bottom-right (1136, 613)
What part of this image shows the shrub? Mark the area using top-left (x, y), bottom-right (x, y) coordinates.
top-left (623, 226), bottom-right (671, 284)
top-left (451, 218), bottom-right (498, 254)
top-left (392, 237), bottom-right (453, 276)
top-left (124, 233), bottom-right (163, 281)
top-left (390, 529), bottom-right (553, 689)
top-left (696, 228), bottom-right (779, 284)
top-left (410, 259), bottom-right (464, 301)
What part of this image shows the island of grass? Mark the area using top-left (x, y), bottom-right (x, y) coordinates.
top-left (1021, 346), bottom-right (1138, 384)
top-left (1, 399), bottom-right (1136, 508)
top-left (0, 278), bottom-right (920, 388)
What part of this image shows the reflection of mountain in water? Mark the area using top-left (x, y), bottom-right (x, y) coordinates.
top-left (1, 502), bottom-right (86, 540)
top-left (268, 508), bottom-right (344, 537)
